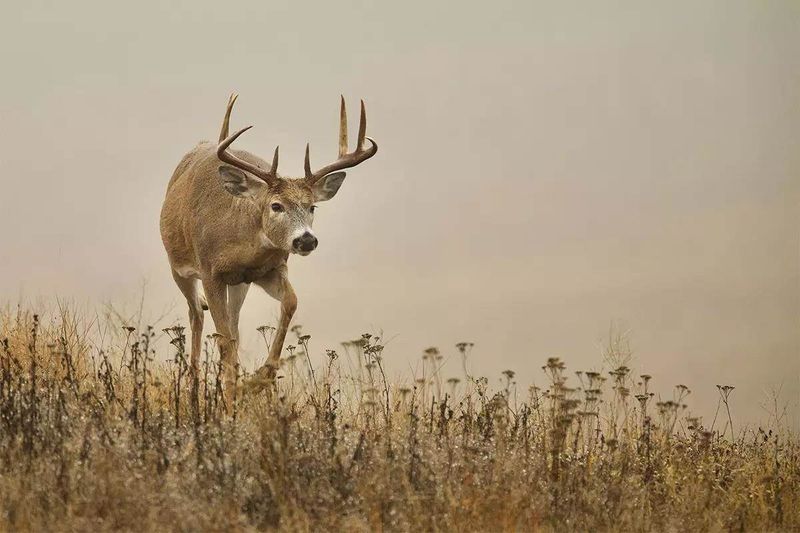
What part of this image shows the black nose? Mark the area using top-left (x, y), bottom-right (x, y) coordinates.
top-left (293, 232), bottom-right (318, 252)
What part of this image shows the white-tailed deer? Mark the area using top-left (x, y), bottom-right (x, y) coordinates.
top-left (160, 94), bottom-right (377, 398)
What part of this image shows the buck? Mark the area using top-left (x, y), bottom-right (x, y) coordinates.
top-left (160, 94), bottom-right (378, 397)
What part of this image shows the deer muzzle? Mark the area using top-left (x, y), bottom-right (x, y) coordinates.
top-left (292, 231), bottom-right (318, 255)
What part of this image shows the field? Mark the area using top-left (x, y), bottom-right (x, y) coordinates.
top-left (0, 306), bottom-right (796, 532)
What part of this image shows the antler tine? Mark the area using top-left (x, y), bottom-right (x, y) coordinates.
top-left (339, 95), bottom-right (348, 158)
top-left (269, 146), bottom-right (279, 178)
top-left (218, 125), bottom-right (252, 156)
top-left (304, 143), bottom-right (312, 179)
top-left (304, 97), bottom-right (378, 184)
top-left (219, 92), bottom-right (239, 143)
top-left (357, 99), bottom-right (367, 151)
top-left (217, 126), bottom-right (276, 184)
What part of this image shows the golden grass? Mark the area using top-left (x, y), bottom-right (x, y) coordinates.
top-left (0, 306), bottom-right (796, 532)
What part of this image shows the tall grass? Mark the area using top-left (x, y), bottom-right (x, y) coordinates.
top-left (0, 306), bottom-right (796, 531)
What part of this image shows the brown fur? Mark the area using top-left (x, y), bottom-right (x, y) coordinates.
top-left (160, 95), bottom-right (376, 406)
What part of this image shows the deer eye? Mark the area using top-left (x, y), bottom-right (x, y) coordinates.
top-left (271, 202), bottom-right (284, 213)
top-left (310, 205), bottom-right (317, 214)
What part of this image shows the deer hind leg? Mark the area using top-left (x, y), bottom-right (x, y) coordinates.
top-left (170, 269), bottom-right (205, 374)
top-left (202, 277), bottom-right (238, 407)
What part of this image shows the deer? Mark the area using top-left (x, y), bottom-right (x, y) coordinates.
top-left (159, 94), bottom-right (378, 401)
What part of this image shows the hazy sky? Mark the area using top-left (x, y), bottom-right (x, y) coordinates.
top-left (0, 0), bottom-right (797, 428)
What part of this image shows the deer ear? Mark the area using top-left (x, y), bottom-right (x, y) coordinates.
top-left (218, 165), bottom-right (267, 197)
top-left (312, 172), bottom-right (346, 202)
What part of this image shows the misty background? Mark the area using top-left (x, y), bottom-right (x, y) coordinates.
top-left (0, 1), bottom-right (797, 428)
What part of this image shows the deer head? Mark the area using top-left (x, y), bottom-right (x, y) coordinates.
top-left (215, 96), bottom-right (378, 256)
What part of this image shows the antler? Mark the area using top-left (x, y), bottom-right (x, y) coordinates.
top-left (219, 93), bottom-right (238, 143)
top-left (217, 126), bottom-right (280, 184)
top-left (304, 96), bottom-right (378, 184)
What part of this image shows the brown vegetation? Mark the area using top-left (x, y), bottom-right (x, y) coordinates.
top-left (0, 307), bottom-right (796, 531)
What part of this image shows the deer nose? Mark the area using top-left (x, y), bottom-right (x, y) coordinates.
top-left (293, 232), bottom-right (318, 252)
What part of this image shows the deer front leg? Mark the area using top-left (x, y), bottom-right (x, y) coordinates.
top-left (254, 267), bottom-right (297, 379)
top-left (201, 277), bottom-right (238, 398)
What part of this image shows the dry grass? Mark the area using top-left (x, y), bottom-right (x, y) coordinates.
top-left (0, 306), bottom-right (796, 532)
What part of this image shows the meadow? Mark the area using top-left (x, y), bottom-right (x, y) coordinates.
top-left (0, 306), bottom-right (796, 532)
